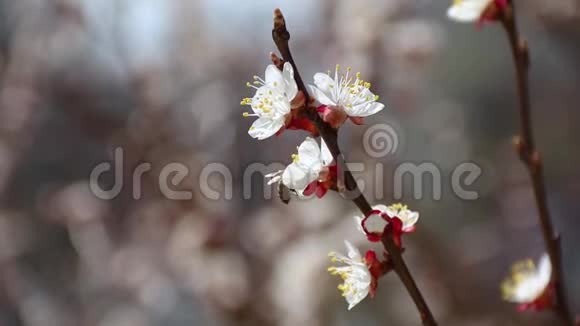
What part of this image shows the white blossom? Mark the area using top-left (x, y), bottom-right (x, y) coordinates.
top-left (277, 137), bottom-right (333, 195)
top-left (384, 203), bottom-right (419, 232)
top-left (241, 62), bottom-right (298, 140)
top-left (502, 254), bottom-right (552, 304)
top-left (354, 203), bottom-right (420, 236)
top-left (308, 65), bottom-right (384, 118)
top-left (328, 241), bottom-right (372, 310)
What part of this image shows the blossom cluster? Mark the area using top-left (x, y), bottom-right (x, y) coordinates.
top-left (243, 62), bottom-right (383, 197)
top-left (241, 0), bottom-right (557, 314)
top-left (328, 203), bottom-right (420, 309)
top-left (242, 60), bottom-right (420, 309)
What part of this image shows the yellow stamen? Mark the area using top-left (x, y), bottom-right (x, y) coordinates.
top-left (388, 203), bottom-right (408, 211)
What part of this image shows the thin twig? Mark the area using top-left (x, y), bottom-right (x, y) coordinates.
top-left (381, 230), bottom-right (436, 325)
top-left (272, 8), bottom-right (437, 325)
top-left (500, 4), bottom-right (573, 325)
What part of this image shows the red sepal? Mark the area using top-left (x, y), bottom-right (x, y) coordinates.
top-left (349, 116), bottom-right (365, 125)
top-left (386, 217), bottom-right (404, 248)
top-left (477, 0), bottom-right (510, 26)
top-left (317, 105), bottom-right (348, 129)
top-left (301, 163), bottom-right (338, 199)
top-left (364, 250), bottom-right (381, 297)
top-left (516, 283), bottom-right (554, 312)
top-left (285, 117), bottom-right (318, 135)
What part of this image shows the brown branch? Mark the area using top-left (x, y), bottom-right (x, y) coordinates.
top-left (272, 8), bottom-right (437, 325)
top-left (500, 4), bottom-right (573, 325)
top-left (381, 230), bottom-right (437, 325)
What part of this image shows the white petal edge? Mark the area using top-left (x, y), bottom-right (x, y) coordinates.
top-left (344, 240), bottom-right (362, 261)
top-left (264, 64), bottom-right (285, 93)
top-left (345, 101), bottom-right (385, 117)
top-left (297, 137), bottom-right (323, 167)
top-left (282, 62), bottom-right (298, 100)
top-left (282, 163), bottom-right (309, 191)
top-left (537, 253), bottom-right (552, 286)
top-left (308, 84), bottom-right (337, 106)
top-left (248, 117), bottom-right (284, 140)
top-left (447, 1), bottom-right (490, 23)
top-left (320, 138), bottom-right (334, 166)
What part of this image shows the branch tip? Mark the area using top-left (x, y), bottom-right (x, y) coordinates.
top-left (273, 8), bottom-right (286, 31)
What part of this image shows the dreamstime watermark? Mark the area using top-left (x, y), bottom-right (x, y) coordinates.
top-left (89, 123), bottom-right (484, 201)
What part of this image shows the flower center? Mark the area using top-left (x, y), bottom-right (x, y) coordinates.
top-left (388, 203), bottom-right (408, 213)
top-left (241, 75), bottom-right (292, 119)
top-left (291, 153), bottom-right (299, 163)
top-left (329, 65), bottom-right (379, 109)
top-left (502, 259), bottom-right (543, 300)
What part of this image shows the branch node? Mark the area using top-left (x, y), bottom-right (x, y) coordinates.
top-left (270, 52), bottom-right (284, 70)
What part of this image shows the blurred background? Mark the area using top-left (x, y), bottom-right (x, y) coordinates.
top-left (0, 0), bottom-right (579, 325)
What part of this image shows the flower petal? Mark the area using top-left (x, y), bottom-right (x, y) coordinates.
top-left (373, 204), bottom-right (389, 214)
top-left (248, 117), bottom-right (284, 140)
top-left (313, 72), bottom-right (335, 93)
top-left (282, 62), bottom-right (298, 100)
top-left (297, 137), bottom-right (323, 168)
top-left (265, 64), bottom-right (285, 93)
top-left (320, 138), bottom-right (334, 166)
top-left (310, 72), bottom-right (337, 106)
top-left (400, 211), bottom-right (419, 231)
top-left (345, 101), bottom-right (385, 117)
top-left (344, 240), bottom-right (362, 261)
top-left (447, 0), bottom-right (490, 23)
top-left (282, 163), bottom-right (310, 192)
top-left (537, 253), bottom-right (552, 287)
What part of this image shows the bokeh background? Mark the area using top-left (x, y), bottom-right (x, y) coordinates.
top-left (0, 0), bottom-right (579, 325)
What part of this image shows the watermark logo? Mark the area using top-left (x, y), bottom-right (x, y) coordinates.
top-left (363, 123), bottom-right (400, 159)
top-left (88, 123), bottom-right (485, 201)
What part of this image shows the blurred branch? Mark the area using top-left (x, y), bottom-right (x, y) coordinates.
top-left (500, 4), bottom-right (573, 325)
top-left (271, 8), bottom-right (437, 326)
